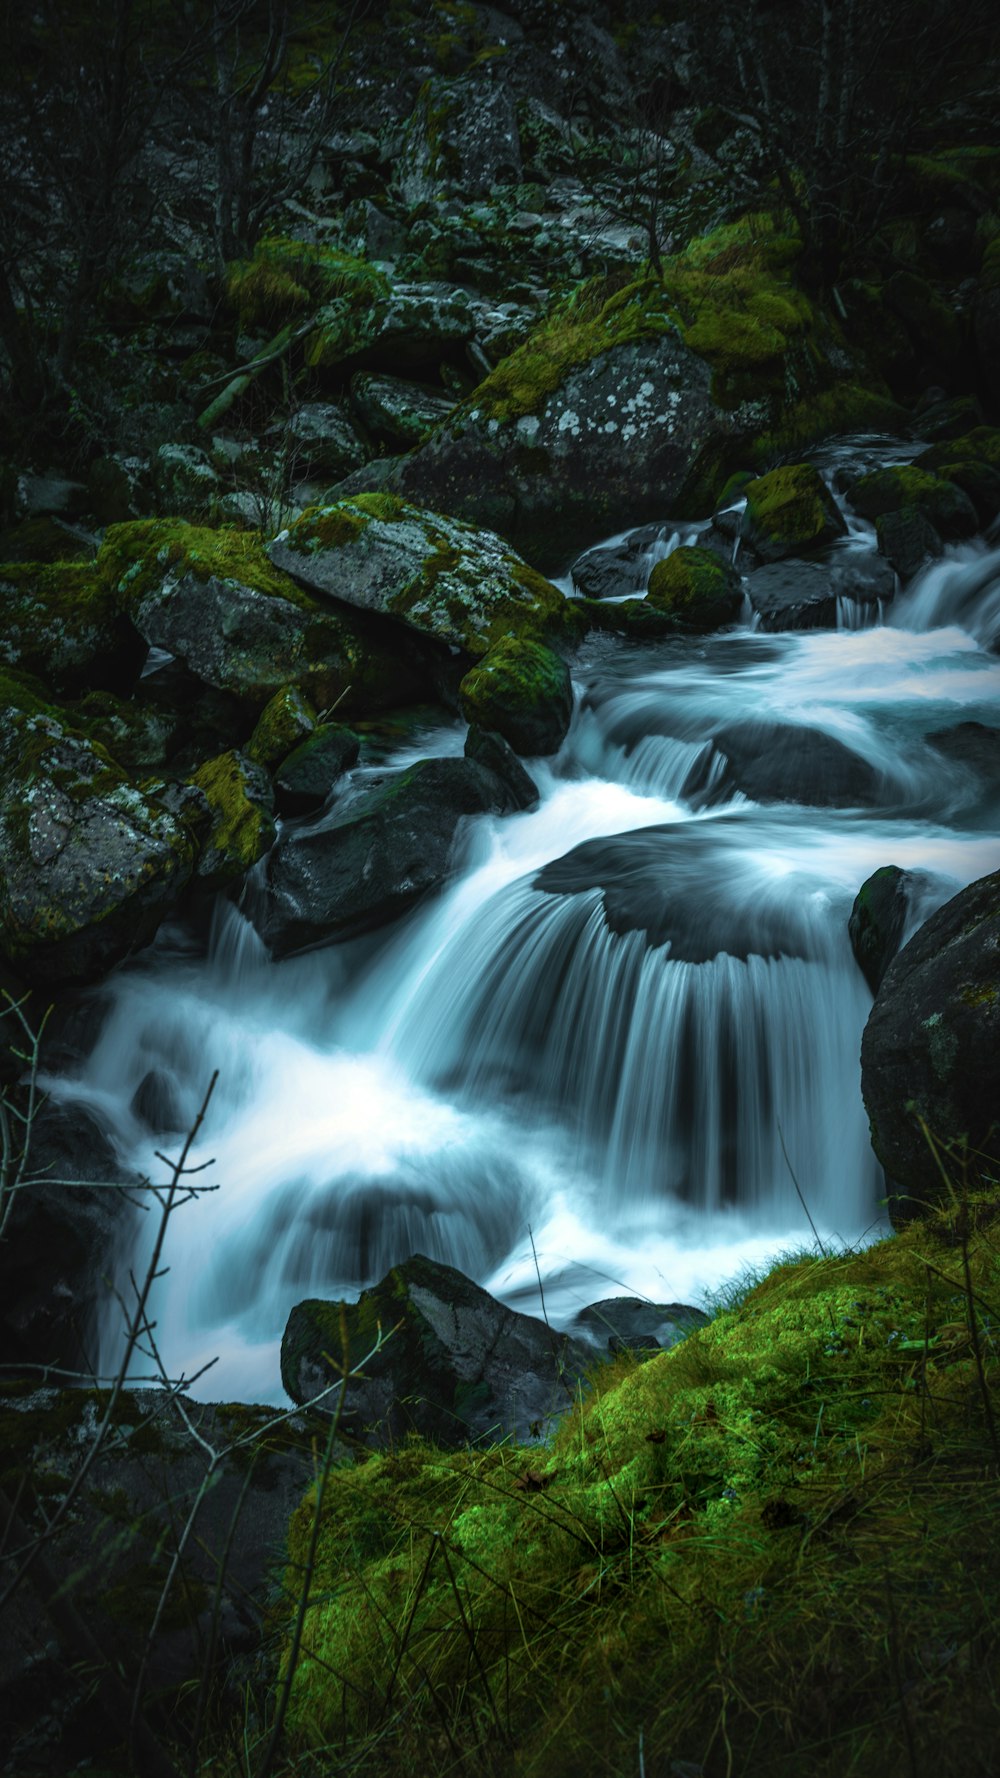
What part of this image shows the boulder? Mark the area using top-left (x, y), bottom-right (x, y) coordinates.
top-left (189, 750), bottom-right (276, 890)
top-left (874, 507), bottom-right (943, 581)
top-left (273, 723), bottom-right (360, 816)
top-left (458, 636), bottom-right (572, 756)
top-left (849, 865), bottom-right (915, 994)
top-left (281, 1253), bottom-right (594, 1446)
top-left (464, 725), bottom-right (539, 811)
top-left (746, 552), bottom-right (895, 630)
top-left (646, 545), bottom-right (742, 629)
top-left (926, 721), bottom-right (1000, 785)
top-left (846, 465), bottom-right (978, 540)
top-left (741, 463), bottom-right (846, 561)
top-left (245, 683), bottom-right (317, 769)
top-left (0, 708), bottom-right (194, 987)
top-left (253, 756), bottom-right (518, 955)
top-left (570, 530), bottom-right (659, 601)
top-left (861, 869), bottom-right (1000, 1222)
top-left (0, 561), bottom-right (145, 695)
top-left (709, 718), bottom-right (883, 808)
top-left (284, 402), bottom-right (368, 479)
top-left (307, 281), bottom-right (476, 377)
top-left (573, 1297), bottom-right (709, 1354)
top-left (100, 520), bottom-right (423, 715)
top-left (350, 372), bottom-right (456, 449)
top-left (151, 442), bottom-right (220, 520)
top-left (268, 494), bottom-right (573, 657)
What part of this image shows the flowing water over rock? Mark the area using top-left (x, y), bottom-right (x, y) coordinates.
top-left (50, 446), bottom-right (1000, 1401)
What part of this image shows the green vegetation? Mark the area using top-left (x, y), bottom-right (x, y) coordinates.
top-left (189, 750), bottom-right (276, 885)
top-left (280, 1189), bottom-right (1000, 1776)
top-left (226, 236), bottom-right (390, 333)
top-left (742, 463), bottom-right (846, 557)
top-left (646, 545), bottom-right (741, 628)
top-left (246, 684), bottom-right (318, 768)
top-left (98, 519), bottom-right (315, 611)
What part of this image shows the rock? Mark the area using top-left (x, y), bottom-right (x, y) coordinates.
top-left (246, 684), bottom-right (317, 769)
top-left (707, 719), bottom-right (883, 807)
top-left (189, 751), bottom-right (276, 890)
top-left (283, 402), bottom-right (369, 479)
top-left (350, 372), bottom-right (456, 449)
top-left (646, 546), bottom-right (742, 629)
top-left (573, 1297), bottom-right (709, 1353)
top-left (464, 725), bottom-right (539, 811)
top-left (861, 870), bottom-right (1000, 1222)
top-left (745, 552), bottom-right (894, 630)
top-left (101, 520), bottom-right (423, 715)
top-left (922, 457), bottom-right (1000, 526)
top-left (17, 471), bottom-right (90, 520)
top-left (151, 442), bottom-right (220, 520)
top-left (914, 392), bottom-right (984, 440)
top-left (846, 465), bottom-right (978, 540)
top-left (0, 708), bottom-right (194, 987)
top-left (913, 425), bottom-right (1000, 476)
top-left (570, 534), bottom-right (649, 601)
top-left (884, 268), bottom-right (963, 367)
top-left (741, 463), bottom-right (846, 561)
top-left (458, 637), bottom-right (572, 756)
top-left (849, 866), bottom-right (916, 994)
top-left (926, 721), bottom-right (1000, 784)
top-left (307, 281), bottom-right (476, 377)
top-left (874, 507), bottom-right (943, 580)
top-left (268, 494), bottom-right (573, 658)
top-left (274, 724), bottom-right (360, 816)
top-left (0, 1099), bottom-right (138, 1369)
top-left (0, 561), bottom-right (145, 696)
top-left (281, 1253), bottom-right (594, 1445)
top-left (253, 756), bottom-right (518, 955)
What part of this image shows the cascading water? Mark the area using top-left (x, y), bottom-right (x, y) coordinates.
top-left (49, 440), bottom-right (1000, 1402)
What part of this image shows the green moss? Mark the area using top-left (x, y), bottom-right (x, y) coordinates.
top-left (280, 1190), bottom-right (1000, 1775)
top-left (284, 502), bottom-right (372, 553)
top-left (916, 426), bottom-right (1000, 473)
top-left (742, 462), bottom-right (845, 556)
top-left (225, 236), bottom-right (389, 333)
top-left (646, 546), bottom-right (740, 626)
top-left (189, 750), bottom-right (275, 881)
top-left (847, 466), bottom-right (977, 537)
top-left (751, 385), bottom-right (910, 464)
top-left (458, 636), bottom-right (572, 755)
top-left (246, 684), bottom-right (317, 768)
top-left (0, 560), bottom-right (129, 688)
top-left (98, 519), bottom-right (315, 611)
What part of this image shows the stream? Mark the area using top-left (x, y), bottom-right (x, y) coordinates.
top-left (51, 438), bottom-right (1000, 1402)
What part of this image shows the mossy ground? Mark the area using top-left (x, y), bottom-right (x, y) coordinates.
top-left (278, 1188), bottom-right (1000, 1777)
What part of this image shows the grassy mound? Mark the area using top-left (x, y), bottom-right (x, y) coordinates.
top-left (279, 1187), bottom-right (1000, 1777)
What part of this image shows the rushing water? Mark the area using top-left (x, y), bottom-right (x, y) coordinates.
top-left (51, 442), bottom-right (1000, 1401)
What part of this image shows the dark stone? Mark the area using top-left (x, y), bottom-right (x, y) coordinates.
top-left (875, 507), bottom-right (943, 581)
top-left (573, 1297), bottom-right (709, 1353)
top-left (926, 721), bottom-right (1000, 785)
top-left (464, 725), bottom-right (539, 810)
top-left (849, 866), bottom-right (914, 994)
top-left (569, 528), bottom-right (664, 600)
top-left (130, 1068), bottom-right (184, 1132)
top-left (274, 724), bottom-right (361, 816)
top-left (745, 552), bottom-right (894, 631)
top-left (254, 756), bottom-right (517, 956)
top-left (281, 1253), bottom-right (594, 1446)
top-left (709, 718), bottom-right (883, 808)
top-left (860, 870), bottom-right (1000, 1223)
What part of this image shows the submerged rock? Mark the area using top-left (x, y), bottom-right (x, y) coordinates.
top-left (254, 756), bottom-right (518, 955)
top-left (464, 725), bottom-right (539, 811)
top-left (708, 718), bottom-right (884, 808)
top-left (281, 1253), bottom-right (594, 1446)
top-left (861, 869), bottom-right (1000, 1222)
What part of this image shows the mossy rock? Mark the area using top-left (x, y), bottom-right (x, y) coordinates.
top-left (189, 750), bottom-right (276, 890)
top-left (246, 684), bottom-right (318, 769)
top-left (646, 546), bottom-right (742, 629)
top-left (280, 1190), bottom-right (1000, 1774)
top-left (874, 507), bottom-right (943, 580)
top-left (458, 637), bottom-right (572, 756)
top-left (274, 724), bottom-right (360, 816)
top-left (0, 709), bottom-right (193, 987)
top-left (270, 494), bottom-right (574, 658)
top-left (848, 865), bottom-right (913, 994)
top-left (0, 560), bottom-right (145, 695)
top-left (914, 425), bottom-right (1000, 474)
top-left (741, 463), bottom-right (846, 562)
top-left (929, 458), bottom-right (1000, 525)
top-left (847, 466), bottom-right (978, 539)
top-left (100, 518), bottom-right (422, 714)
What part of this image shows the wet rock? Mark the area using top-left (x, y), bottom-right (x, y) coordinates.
top-left (189, 750), bottom-right (276, 890)
top-left (846, 465), bottom-right (978, 540)
top-left (274, 724), bottom-right (360, 816)
top-left (0, 709), bottom-right (194, 988)
top-left (464, 725), bottom-right (539, 811)
top-left (646, 546), bottom-right (742, 630)
top-left (709, 718), bottom-right (883, 808)
top-left (746, 553), bottom-right (894, 629)
top-left (458, 636), bottom-right (572, 756)
top-left (254, 756), bottom-right (518, 955)
top-left (874, 506), bottom-right (943, 580)
top-left (741, 463), bottom-right (846, 562)
top-left (573, 1297), bottom-right (709, 1353)
top-left (246, 684), bottom-right (317, 769)
top-left (861, 869), bottom-right (1000, 1223)
top-left (281, 1253), bottom-right (594, 1445)
top-left (849, 866), bottom-right (916, 994)
top-left (269, 494), bottom-right (573, 658)
top-left (926, 721), bottom-right (1000, 785)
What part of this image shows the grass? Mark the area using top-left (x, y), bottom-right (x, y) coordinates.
top-left (271, 1182), bottom-right (1000, 1777)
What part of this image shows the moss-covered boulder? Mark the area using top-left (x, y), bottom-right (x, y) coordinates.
top-left (741, 463), bottom-right (846, 561)
top-left (189, 750), bottom-right (276, 890)
top-left (274, 724), bottom-right (360, 816)
top-left (646, 545), bottom-right (742, 629)
top-left (846, 466), bottom-right (978, 539)
top-left (849, 865), bottom-right (916, 994)
top-left (874, 507), bottom-right (943, 580)
top-left (280, 1193), bottom-right (1000, 1774)
top-left (268, 494), bottom-right (574, 658)
top-left (913, 425), bottom-right (1000, 474)
top-left (458, 637), bottom-right (572, 756)
top-left (350, 372), bottom-right (456, 449)
top-left (281, 1253), bottom-right (594, 1445)
top-left (100, 520), bottom-right (422, 715)
top-left (861, 869), bottom-right (1000, 1222)
top-left (254, 756), bottom-right (521, 955)
top-left (0, 560), bottom-right (145, 695)
top-left (0, 707), bottom-right (194, 987)
top-left (245, 684), bottom-right (317, 769)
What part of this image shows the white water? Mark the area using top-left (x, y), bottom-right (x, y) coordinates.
top-left (51, 450), bottom-right (1000, 1402)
